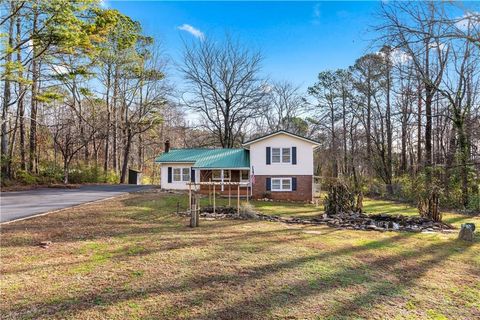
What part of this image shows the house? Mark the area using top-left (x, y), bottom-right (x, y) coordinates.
top-left (155, 130), bottom-right (320, 201)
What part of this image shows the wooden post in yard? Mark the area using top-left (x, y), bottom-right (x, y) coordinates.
top-left (228, 184), bottom-right (231, 207)
top-left (213, 183), bottom-right (216, 214)
top-left (195, 193), bottom-right (199, 227)
top-left (188, 183), bottom-right (192, 214)
top-left (237, 184), bottom-right (240, 215)
top-left (208, 179), bottom-right (211, 205)
top-left (190, 191), bottom-right (197, 227)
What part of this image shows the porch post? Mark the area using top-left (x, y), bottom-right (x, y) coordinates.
top-left (221, 169), bottom-right (224, 192)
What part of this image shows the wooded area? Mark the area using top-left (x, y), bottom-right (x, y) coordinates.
top-left (1, 1), bottom-right (479, 211)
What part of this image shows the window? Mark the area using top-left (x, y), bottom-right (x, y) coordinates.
top-left (282, 148), bottom-right (291, 163)
top-left (182, 168), bottom-right (190, 181)
top-left (272, 148), bottom-right (281, 163)
top-left (271, 148), bottom-right (291, 164)
top-left (173, 168), bottom-right (181, 182)
top-left (240, 170), bottom-right (249, 182)
top-left (212, 170), bottom-right (230, 181)
top-left (173, 167), bottom-right (190, 182)
top-left (271, 178), bottom-right (292, 191)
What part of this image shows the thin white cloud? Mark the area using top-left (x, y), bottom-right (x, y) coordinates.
top-left (52, 64), bottom-right (69, 75)
top-left (177, 24), bottom-right (205, 40)
top-left (311, 3), bottom-right (321, 25)
top-left (455, 12), bottom-right (480, 31)
top-left (313, 3), bottom-right (320, 18)
top-left (378, 48), bottom-right (411, 65)
top-left (391, 48), bottom-right (411, 65)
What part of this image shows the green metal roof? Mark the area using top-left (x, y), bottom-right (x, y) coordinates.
top-left (155, 148), bottom-right (250, 169)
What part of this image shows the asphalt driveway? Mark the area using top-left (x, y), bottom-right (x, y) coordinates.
top-left (0, 185), bottom-right (153, 223)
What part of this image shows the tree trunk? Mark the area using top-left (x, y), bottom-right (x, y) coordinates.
top-left (425, 86), bottom-right (433, 178)
top-left (385, 57), bottom-right (393, 195)
top-left (29, 5), bottom-right (39, 173)
top-left (112, 66), bottom-right (119, 173)
top-left (17, 12), bottom-right (26, 171)
top-left (103, 64), bottom-right (111, 175)
top-left (444, 126), bottom-right (456, 199)
top-left (331, 103), bottom-right (338, 178)
top-left (120, 130), bottom-right (132, 184)
top-left (1, 5), bottom-right (14, 178)
top-left (366, 79), bottom-right (372, 160)
top-left (400, 109), bottom-right (408, 174)
top-left (63, 157), bottom-right (69, 184)
top-left (342, 93), bottom-right (348, 175)
top-left (417, 82), bottom-right (422, 171)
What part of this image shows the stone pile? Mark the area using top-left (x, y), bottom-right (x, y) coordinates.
top-left (176, 206), bottom-right (455, 232)
top-left (257, 211), bottom-right (454, 232)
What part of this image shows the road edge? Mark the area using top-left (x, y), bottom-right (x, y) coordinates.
top-left (0, 193), bottom-right (129, 225)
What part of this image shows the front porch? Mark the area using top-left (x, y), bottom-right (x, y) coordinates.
top-left (196, 169), bottom-right (250, 196)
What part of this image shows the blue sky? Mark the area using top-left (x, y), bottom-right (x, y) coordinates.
top-left (105, 1), bottom-right (383, 90)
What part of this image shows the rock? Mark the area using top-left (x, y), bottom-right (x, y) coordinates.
top-left (458, 223), bottom-right (475, 242)
top-left (38, 241), bottom-right (52, 249)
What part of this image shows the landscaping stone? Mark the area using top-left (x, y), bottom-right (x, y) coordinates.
top-left (38, 241), bottom-right (52, 249)
top-left (174, 206), bottom-right (455, 233)
top-left (458, 223), bottom-right (475, 241)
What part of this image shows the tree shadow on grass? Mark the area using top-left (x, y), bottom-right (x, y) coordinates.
top-left (1, 219), bottom-right (312, 275)
top-left (3, 232), bottom-right (428, 318)
top-left (198, 238), bottom-right (476, 319)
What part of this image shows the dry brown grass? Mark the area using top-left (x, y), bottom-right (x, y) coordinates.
top-left (1, 192), bottom-right (479, 319)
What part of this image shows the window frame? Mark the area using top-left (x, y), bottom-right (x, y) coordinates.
top-left (282, 148), bottom-right (291, 163)
top-left (240, 170), bottom-right (250, 182)
top-left (182, 168), bottom-right (190, 182)
top-left (271, 177), bottom-right (292, 192)
top-left (172, 167), bottom-right (190, 182)
top-left (173, 168), bottom-right (182, 182)
top-left (271, 147), bottom-right (291, 164)
top-left (212, 170), bottom-right (231, 181)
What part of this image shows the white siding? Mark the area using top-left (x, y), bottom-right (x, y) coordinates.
top-left (160, 163), bottom-right (199, 190)
top-left (249, 133), bottom-right (315, 176)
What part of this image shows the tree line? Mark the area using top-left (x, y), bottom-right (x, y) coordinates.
top-left (1, 0), bottom-right (172, 185)
top-left (1, 1), bottom-right (479, 211)
top-left (177, 2), bottom-right (480, 212)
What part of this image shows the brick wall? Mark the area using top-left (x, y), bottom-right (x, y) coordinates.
top-left (252, 175), bottom-right (312, 202)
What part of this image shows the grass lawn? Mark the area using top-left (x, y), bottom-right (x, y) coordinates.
top-left (1, 192), bottom-right (479, 319)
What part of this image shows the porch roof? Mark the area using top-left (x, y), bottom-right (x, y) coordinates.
top-left (155, 148), bottom-right (250, 169)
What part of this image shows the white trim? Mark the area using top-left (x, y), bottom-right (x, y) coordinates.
top-left (193, 167), bottom-right (250, 170)
top-left (243, 131), bottom-right (320, 147)
top-left (156, 161), bottom-right (195, 164)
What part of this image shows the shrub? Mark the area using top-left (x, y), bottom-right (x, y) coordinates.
top-left (68, 165), bottom-right (117, 184)
top-left (239, 202), bottom-right (258, 219)
top-left (104, 170), bottom-right (119, 184)
top-left (323, 182), bottom-right (356, 215)
top-left (17, 170), bottom-right (38, 185)
top-left (261, 191), bottom-right (272, 199)
top-left (467, 192), bottom-right (480, 212)
top-left (38, 165), bottom-right (63, 184)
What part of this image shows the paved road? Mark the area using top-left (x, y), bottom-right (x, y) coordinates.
top-left (0, 185), bottom-right (153, 223)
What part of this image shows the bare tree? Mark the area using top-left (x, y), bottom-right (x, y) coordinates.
top-left (180, 36), bottom-right (267, 148)
top-left (378, 1), bottom-right (450, 181)
top-left (260, 81), bottom-right (308, 134)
